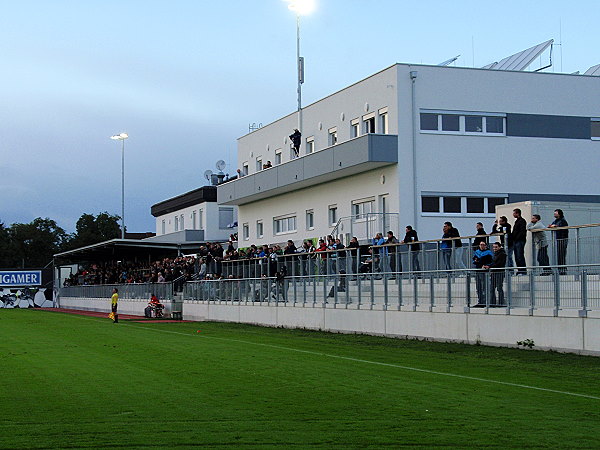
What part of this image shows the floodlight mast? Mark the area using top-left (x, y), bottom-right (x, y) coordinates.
top-left (110, 133), bottom-right (129, 239)
top-left (285, 0), bottom-right (314, 149)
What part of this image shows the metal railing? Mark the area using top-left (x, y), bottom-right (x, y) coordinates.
top-left (331, 212), bottom-right (400, 242)
top-left (184, 263), bottom-right (600, 314)
top-left (59, 282), bottom-right (173, 300)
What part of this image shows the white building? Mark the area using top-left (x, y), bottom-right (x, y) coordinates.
top-left (150, 186), bottom-right (237, 243)
top-left (218, 44), bottom-right (600, 246)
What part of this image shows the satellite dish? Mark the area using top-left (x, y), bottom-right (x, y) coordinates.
top-left (204, 170), bottom-right (213, 181)
top-left (216, 160), bottom-right (226, 171)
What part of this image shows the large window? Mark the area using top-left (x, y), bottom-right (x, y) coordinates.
top-left (422, 195), bottom-right (506, 215)
top-left (274, 215), bottom-right (297, 235)
top-left (352, 199), bottom-right (374, 220)
top-left (219, 207), bottom-right (234, 229)
top-left (420, 111), bottom-right (506, 135)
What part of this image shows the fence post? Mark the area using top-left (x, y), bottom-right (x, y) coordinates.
top-left (529, 269), bottom-right (535, 316)
top-left (553, 267), bottom-right (560, 317)
top-left (580, 269), bottom-right (588, 318)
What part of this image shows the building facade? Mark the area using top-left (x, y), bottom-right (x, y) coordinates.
top-left (218, 62), bottom-right (600, 245)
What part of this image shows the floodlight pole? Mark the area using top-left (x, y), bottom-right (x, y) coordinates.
top-left (120, 137), bottom-right (125, 240)
top-left (297, 12), bottom-right (303, 136)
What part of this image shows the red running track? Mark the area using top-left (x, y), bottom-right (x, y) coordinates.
top-left (37, 308), bottom-right (190, 322)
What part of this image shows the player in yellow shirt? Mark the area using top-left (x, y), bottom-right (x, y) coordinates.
top-left (110, 288), bottom-right (119, 323)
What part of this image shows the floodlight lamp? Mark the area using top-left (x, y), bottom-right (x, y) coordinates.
top-left (110, 133), bottom-right (129, 140)
top-left (285, 0), bottom-right (315, 16)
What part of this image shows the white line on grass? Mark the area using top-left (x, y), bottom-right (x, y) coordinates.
top-left (70, 315), bottom-right (600, 401)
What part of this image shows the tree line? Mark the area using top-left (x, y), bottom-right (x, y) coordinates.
top-left (0, 213), bottom-right (121, 268)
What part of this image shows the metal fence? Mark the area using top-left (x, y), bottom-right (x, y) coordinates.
top-left (185, 263), bottom-right (600, 314)
top-left (59, 282), bottom-right (173, 300)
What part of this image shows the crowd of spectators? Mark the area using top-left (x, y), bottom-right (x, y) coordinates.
top-left (64, 209), bottom-right (571, 286)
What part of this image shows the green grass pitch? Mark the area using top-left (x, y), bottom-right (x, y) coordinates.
top-left (1, 309), bottom-right (599, 449)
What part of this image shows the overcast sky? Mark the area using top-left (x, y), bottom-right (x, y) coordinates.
top-left (1, 0), bottom-right (598, 233)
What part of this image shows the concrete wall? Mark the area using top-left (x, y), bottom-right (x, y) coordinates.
top-left (60, 296), bottom-right (599, 355)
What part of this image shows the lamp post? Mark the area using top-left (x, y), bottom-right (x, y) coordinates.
top-left (285, 0), bottom-right (314, 139)
top-left (110, 132), bottom-right (129, 239)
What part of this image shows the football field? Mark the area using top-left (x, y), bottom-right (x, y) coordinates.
top-left (1, 309), bottom-right (599, 448)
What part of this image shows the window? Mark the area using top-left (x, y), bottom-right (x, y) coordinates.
top-left (256, 220), bottom-right (263, 239)
top-left (192, 210), bottom-right (197, 229)
top-left (256, 158), bottom-right (263, 172)
top-left (591, 119), bottom-right (600, 140)
top-left (443, 197), bottom-right (461, 213)
top-left (306, 136), bottom-right (314, 154)
top-left (219, 207), bottom-right (234, 229)
top-left (421, 111), bottom-right (506, 136)
top-left (379, 109), bottom-right (388, 134)
top-left (422, 196), bottom-right (440, 213)
top-left (275, 150), bottom-right (282, 165)
top-left (420, 113), bottom-right (438, 130)
top-left (422, 195), bottom-right (506, 215)
top-left (306, 210), bottom-right (314, 230)
top-left (174, 216), bottom-right (179, 231)
top-left (487, 197), bottom-right (506, 214)
top-left (328, 127), bottom-right (338, 146)
top-left (274, 215), bottom-right (297, 235)
top-left (441, 114), bottom-right (460, 132)
top-left (198, 209), bottom-right (204, 230)
top-left (351, 119), bottom-right (359, 138)
top-left (180, 214), bottom-right (184, 230)
top-left (242, 163), bottom-right (249, 176)
top-left (465, 116), bottom-right (483, 133)
top-left (352, 200), bottom-right (374, 220)
top-left (467, 197), bottom-right (485, 213)
top-left (161, 219), bottom-right (165, 235)
top-left (363, 115), bottom-right (376, 134)
top-left (242, 223), bottom-right (249, 241)
top-left (328, 205), bottom-right (338, 226)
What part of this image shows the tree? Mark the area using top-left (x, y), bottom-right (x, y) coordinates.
top-left (0, 221), bottom-right (12, 268)
top-left (66, 212), bottom-right (121, 250)
top-left (7, 218), bottom-right (68, 268)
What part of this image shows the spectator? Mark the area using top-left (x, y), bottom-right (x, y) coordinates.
top-left (473, 222), bottom-right (488, 250)
top-left (401, 225), bottom-right (421, 272)
top-left (289, 129), bottom-right (301, 157)
top-left (386, 231), bottom-right (400, 277)
top-left (527, 214), bottom-right (551, 274)
top-left (511, 208), bottom-right (527, 275)
top-left (498, 216), bottom-right (513, 268)
top-left (549, 208), bottom-right (569, 273)
top-left (472, 241), bottom-right (493, 306)
top-left (372, 232), bottom-right (385, 272)
top-left (441, 222), bottom-right (453, 270)
top-left (483, 242), bottom-right (507, 306)
top-left (347, 236), bottom-right (360, 277)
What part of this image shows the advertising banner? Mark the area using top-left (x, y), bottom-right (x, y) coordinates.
top-left (0, 270), bottom-right (43, 287)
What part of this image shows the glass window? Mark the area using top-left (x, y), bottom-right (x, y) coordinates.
top-left (591, 120), bottom-right (600, 139)
top-left (219, 208), bottom-right (234, 229)
top-left (351, 121), bottom-right (359, 138)
top-left (443, 197), bottom-right (461, 213)
top-left (420, 113), bottom-right (438, 130)
top-left (256, 221), bottom-right (263, 238)
top-left (180, 214), bottom-right (184, 230)
top-left (198, 209), bottom-right (203, 230)
top-left (467, 197), bottom-right (484, 213)
top-left (242, 163), bottom-right (249, 176)
top-left (256, 158), bottom-right (262, 171)
top-left (441, 114), bottom-right (460, 132)
top-left (465, 116), bottom-right (483, 132)
top-left (328, 128), bottom-right (338, 146)
top-left (485, 116), bottom-right (504, 133)
top-left (161, 220), bottom-right (165, 235)
top-left (364, 117), bottom-right (375, 134)
top-left (487, 197), bottom-right (506, 214)
top-left (275, 151), bottom-right (282, 165)
top-left (421, 196), bottom-right (440, 213)
top-left (274, 216), bottom-right (297, 234)
top-left (379, 112), bottom-right (388, 134)
top-left (174, 216), bottom-right (179, 231)
top-left (306, 210), bottom-right (314, 230)
top-left (328, 205), bottom-right (337, 225)
top-left (352, 200), bottom-right (374, 220)
top-left (192, 210), bottom-right (197, 229)
top-left (306, 138), bottom-right (314, 154)
top-left (242, 223), bottom-right (249, 240)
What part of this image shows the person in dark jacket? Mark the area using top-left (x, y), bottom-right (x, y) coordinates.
top-left (346, 236), bottom-right (360, 277)
top-left (386, 231), bottom-right (400, 276)
top-left (484, 242), bottom-right (507, 306)
top-left (472, 241), bottom-right (493, 306)
top-left (511, 208), bottom-right (527, 274)
top-left (401, 226), bottom-right (421, 272)
top-left (549, 208), bottom-right (569, 273)
top-left (498, 216), bottom-right (513, 269)
top-left (473, 222), bottom-right (488, 250)
top-left (289, 129), bottom-right (301, 157)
